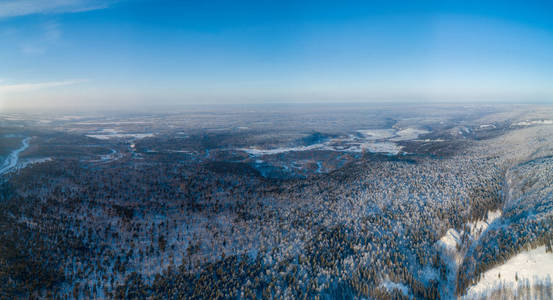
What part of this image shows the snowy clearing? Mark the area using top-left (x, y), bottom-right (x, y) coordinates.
top-left (463, 246), bottom-right (553, 299)
top-left (479, 124), bottom-right (496, 129)
top-left (437, 210), bottom-right (503, 298)
top-left (379, 280), bottom-right (410, 296)
top-left (390, 128), bottom-right (430, 141)
top-left (356, 129), bottom-right (396, 140)
top-left (240, 127), bottom-right (427, 156)
top-left (87, 133), bottom-right (154, 140)
top-left (514, 120), bottom-right (553, 126)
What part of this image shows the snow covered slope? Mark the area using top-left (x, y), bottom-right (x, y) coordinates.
top-left (463, 246), bottom-right (553, 299)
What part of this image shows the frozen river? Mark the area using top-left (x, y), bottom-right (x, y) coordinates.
top-left (0, 137), bottom-right (30, 176)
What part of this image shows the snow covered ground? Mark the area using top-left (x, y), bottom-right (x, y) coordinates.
top-left (514, 120), bottom-right (553, 126)
top-left (239, 144), bottom-right (324, 155)
top-left (438, 210), bottom-right (502, 259)
top-left (356, 129), bottom-right (396, 140)
top-left (479, 124), bottom-right (496, 129)
top-left (354, 141), bottom-right (401, 154)
top-left (379, 279), bottom-right (410, 296)
top-left (463, 246), bottom-right (553, 299)
top-left (75, 121), bottom-right (151, 125)
top-left (17, 157), bottom-right (53, 170)
top-left (240, 127), bottom-right (427, 156)
top-left (467, 210), bottom-right (502, 240)
top-left (87, 133), bottom-right (154, 140)
top-left (390, 128), bottom-right (430, 141)
top-left (437, 210), bottom-right (503, 298)
top-left (240, 141), bottom-right (403, 156)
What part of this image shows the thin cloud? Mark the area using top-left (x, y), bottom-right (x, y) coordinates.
top-left (19, 21), bottom-right (62, 54)
top-left (0, 0), bottom-right (116, 18)
top-left (0, 79), bottom-right (87, 93)
top-left (20, 44), bottom-right (46, 54)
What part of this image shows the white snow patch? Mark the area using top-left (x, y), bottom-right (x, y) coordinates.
top-left (240, 141), bottom-right (402, 156)
top-left (390, 128), bottom-right (430, 141)
top-left (75, 121), bottom-right (151, 125)
top-left (240, 127), bottom-right (427, 156)
top-left (479, 124), bottom-right (496, 129)
top-left (463, 246), bottom-right (553, 299)
top-left (415, 138), bottom-right (445, 142)
top-left (515, 120), bottom-right (553, 126)
top-left (2, 116), bottom-right (24, 121)
top-left (355, 142), bottom-right (402, 154)
top-left (87, 133), bottom-right (154, 140)
top-left (379, 280), bottom-right (409, 296)
top-left (18, 157), bottom-right (52, 169)
top-left (356, 129), bottom-right (396, 140)
top-left (166, 150), bottom-right (192, 154)
top-left (467, 210), bottom-right (502, 239)
top-left (239, 144), bottom-right (323, 155)
top-left (437, 228), bottom-right (464, 266)
top-left (451, 126), bottom-right (471, 136)
top-left (56, 115), bottom-right (84, 121)
top-left (438, 210), bottom-right (502, 264)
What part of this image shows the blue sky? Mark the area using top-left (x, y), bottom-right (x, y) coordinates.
top-left (1, 0), bottom-right (553, 110)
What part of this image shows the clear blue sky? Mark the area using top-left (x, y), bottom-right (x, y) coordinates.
top-left (1, 0), bottom-right (553, 110)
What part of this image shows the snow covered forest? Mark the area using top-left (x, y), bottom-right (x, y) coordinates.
top-left (1, 105), bottom-right (552, 299)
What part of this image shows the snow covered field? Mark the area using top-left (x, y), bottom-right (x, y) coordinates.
top-left (463, 246), bottom-right (553, 299)
top-left (86, 132), bottom-right (154, 140)
top-left (241, 127), bottom-right (427, 156)
top-left (390, 128), bottom-right (430, 141)
top-left (514, 120), bottom-right (553, 126)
